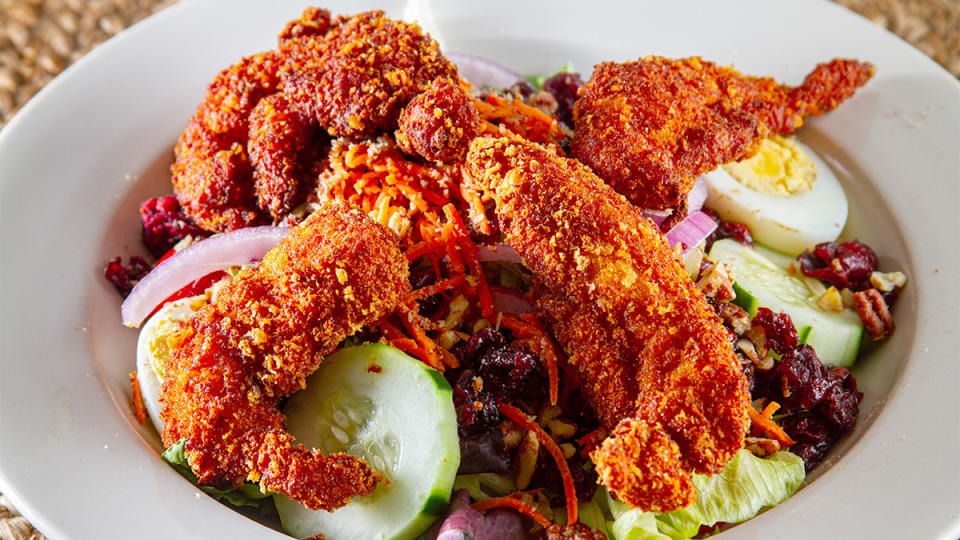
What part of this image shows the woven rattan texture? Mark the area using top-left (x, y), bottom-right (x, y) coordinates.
top-left (0, 0), bottom-right (957, 538)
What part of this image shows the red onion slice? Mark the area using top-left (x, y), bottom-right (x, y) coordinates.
top-left (121, 226), bottom-right (290, 328)
top-left (491, 285), bottom-right (533, 314)
top-left (688, 176), bottom-right (708, 212)
top-left (476, 243), bottom-right (523, 264)
top-left (445, 51), bottom-right (525, 90)
top-left (665, 210), bottom-right (717, 253)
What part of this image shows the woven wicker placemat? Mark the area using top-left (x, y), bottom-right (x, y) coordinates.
top-left (0, 1), bottom-right (957, 539)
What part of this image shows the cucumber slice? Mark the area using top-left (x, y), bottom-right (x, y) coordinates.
top-left (274, 344), bottom-right (460, 540)
top-left (708, 239), bottom-right (863, 367)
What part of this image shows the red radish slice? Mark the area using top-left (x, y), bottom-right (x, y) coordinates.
top-left (665, 210), bottom-right (717, 253)
top-left (121, 226), bottom-right (290, 328)
top-left (491, 285), bottom-right (533, 314)
top-left (446, 51), bottom-right (525, 90)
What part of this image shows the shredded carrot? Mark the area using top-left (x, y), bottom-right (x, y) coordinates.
top-left (376, 318), bottom-right (407, 340)
top-left (389, 338), bottom-right (425, 358)
top-left (404, 275), bottom-right (466, 303)
top-left (471, 496), bottom-right (552, 529)
top-left (576, 427), bottom-right (605, 459)
top-left (397, 305), bottom-right (443, 370)
top-left (129, 371), bottom-right (146, 425)
top-left (443, 204), bottom-right (495, 319)
top-left (748, 405), bottom-right (796, 446)
top-left (761, 401), bottom-right (781, 419)
top-left (404, 239), bottom-right (446, 262)
top-left (498, 402), bottom-right (578, 525)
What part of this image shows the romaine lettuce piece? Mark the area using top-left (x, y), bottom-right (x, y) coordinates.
top-left (163, 439), bottom-right (276, 514)
top-left (609, 450), bottom-right (805, 539)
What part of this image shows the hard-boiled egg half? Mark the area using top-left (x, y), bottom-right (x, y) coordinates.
top-left (703, 136), bottom-right (848, 256)
top-left (135, 294), bottom-right (209, 432)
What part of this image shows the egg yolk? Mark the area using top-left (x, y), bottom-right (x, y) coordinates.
top-left (722, 136), bottom-right (816, 197)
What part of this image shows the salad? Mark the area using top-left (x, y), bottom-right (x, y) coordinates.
top-left (104, 6), bottom-right (907, 540)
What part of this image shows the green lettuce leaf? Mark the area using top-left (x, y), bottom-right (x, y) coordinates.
top-left (609, 450), bottom-right (805, 539)
top-left (162, 439), bottom-right (277, 515)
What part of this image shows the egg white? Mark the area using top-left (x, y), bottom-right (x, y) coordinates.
top-left (136, 295), bottom-right (208, 434)
top-left (703, 140), bottom-right (848, 256)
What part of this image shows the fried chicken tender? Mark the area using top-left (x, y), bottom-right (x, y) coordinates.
top-left (396, 78), bottom-right (480, 162)
top-left (173, 8), bottom-right (462, 231)
top-left (160, 200), bottom-right (410, 511)
top-left (171, 52), bottom-right (282, 231)
top-left (248, 93), bottom-right (326, 220)
top-left (464, 137), bottom-right (750, 512)
top-left (572, 56), bottom-right (874, 212)
top-left (280, 10), bottom-right (458, 137)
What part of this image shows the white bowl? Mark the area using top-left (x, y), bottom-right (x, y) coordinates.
top-left (0, 1), bottom-right (957, 539)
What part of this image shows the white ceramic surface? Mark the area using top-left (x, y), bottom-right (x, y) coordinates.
top-left (0, 0), bottom-right (957, 539)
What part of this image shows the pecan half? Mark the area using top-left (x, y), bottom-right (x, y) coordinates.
top-left (853, 288), bottom-right (895, 339)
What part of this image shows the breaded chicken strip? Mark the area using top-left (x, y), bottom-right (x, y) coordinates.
top-left (572, 57), bottom-right (873, 213)
top-left (464, 137), bottom-right (750, 512)
top-left (160, 200), bottom-right (409, 511)
top-left (279, 10), bottom-right (458, 137)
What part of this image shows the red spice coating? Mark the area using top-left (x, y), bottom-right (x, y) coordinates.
top-left (160, 201), bottom-right (409, 510)
top-left (571, 56), bottom-right (874, 212)
top-left (279, 10), bottom-right (458, 137)
top-left (465, 136), bottom-right (750, 512)
top-left (171, 52), bottom-right (282, 231)
top-left (247, 93), bottom-right (325, 220)
top-left (396, 78), bottom-right (480, 162)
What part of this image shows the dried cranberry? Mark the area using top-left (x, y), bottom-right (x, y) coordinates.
top-left (789, 441), bottom-right (829, 472)
top-left (140, 196), bottom-right (209, 259)
top-left (452, 370), bottom-right (500, 437)
top-left (542, 71), bottom-right (583, 127)
top-left (783, 412), bottom-right (829, 441)
top-left (408, 265), bottom-right (443, 316)
top-left (752, 307), bottom-right (799, 354)
top-left (764, 345), bottom-right (834, 411)
top-left (479, 346), bottom-right (545, 403)
top-left (457, 428), bottom-right (511, 474)
top-left (798, 241), bottom-right (878, 291)
top-left (104, 256), bottom-right (151, 296)
top-left (702, 208), bottom-right (754, 251)
top-left (461, 327), bottom-right (507, 370)
top-left (508, 79), bottom-right (538, 99)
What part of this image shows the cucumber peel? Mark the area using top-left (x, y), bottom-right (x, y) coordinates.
top-left (274, 344), bottom-right (460, 539)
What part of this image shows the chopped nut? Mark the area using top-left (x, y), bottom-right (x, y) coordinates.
top-left (744, 325), bottom-right (768, 358)
top-left (514, 430), bottom-right (540, 490)
top-left (736, 338), bottom-right (760, 364)
top-left (547, 418), bottom-right (576, 440)
top-left (697, 261), bottom-right (736, 302)
top-left (870, 271), bottom-right (907, 292)
top-left (745, 436), bottom-right (781, 457)
top-left (719, 302), bottom-right (751, 335)
top-left (472, 318), bottom-right (490, 333)
top-left (437, 329), bottom-right (458, 350)
top-left (501, 420), bottom-right (523, 449)
top-left (853, 288), bottom-right (895, 339)
top-left (816, 286), bottom-right (845, 312)
top-left (840, 288), bottom-right (856, 309)
top-left (559, 442), bottom-right (577, 460)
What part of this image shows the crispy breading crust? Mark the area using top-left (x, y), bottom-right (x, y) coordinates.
top-left (173, 8), bottom-right (460, 231)
top-left (396, 77), bottom-right (480, 163)
top-left (160, 200), bottom-right (410, 511)
top-left (279, 10), bottom-right (458, 137)
top-left (571, 56), bottom-right (874, 212)
top-left (464, 137), bottom-right (750, 512)
top-left (171, 52), bottom-right (281, 231)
